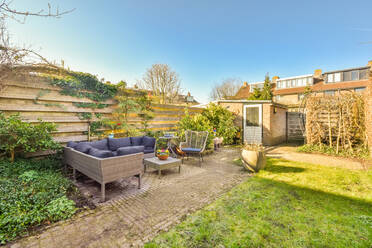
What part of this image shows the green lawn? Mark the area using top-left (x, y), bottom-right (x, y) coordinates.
top-left (145, 158), bottom-right (372, 248)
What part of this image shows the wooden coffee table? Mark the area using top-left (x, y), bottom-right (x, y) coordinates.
top-left (144, 157), bottom-right (181, 175)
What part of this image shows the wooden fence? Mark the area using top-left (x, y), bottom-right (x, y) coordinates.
top-left (0, 75), bottom-right (203, 144)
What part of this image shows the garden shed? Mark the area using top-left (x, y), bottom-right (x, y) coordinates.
top-left (217, 100), bottom-right (287, 145)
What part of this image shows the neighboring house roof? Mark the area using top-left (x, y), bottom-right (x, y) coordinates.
top-left (233, 62), bottom-right (371, 98)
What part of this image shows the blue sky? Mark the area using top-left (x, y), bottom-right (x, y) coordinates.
top-left (8, 0), bottom-right (372, 103)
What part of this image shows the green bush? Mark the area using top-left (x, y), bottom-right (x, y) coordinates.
top-left (177, 110), bottom-right (214, 149)
top-left (0, 113), bottom-right (61, 162)
top-left (177, 103), bottom-right (238, 149)
top-left (0, 158), bottom-right (77, 244)
top-left (201, 103), bottom-right (237, 144)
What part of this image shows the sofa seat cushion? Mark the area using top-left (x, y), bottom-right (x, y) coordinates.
top-left (143, 136), bottom-right (156, 148)
top-left (144, 148), bottom-right (154, 154)
top-left (75, 143), bottom-right (92, 154)
top-left (108, 137), bottom-right (131, 151)
top-left (88, 148), bottom-right (114, 158)
top-left (89, 138), bottom-right (109, 150)
top-left (116, 146), bottom-right (144, 156)
top-left (181, 148), bottom-right (201, 153)
top-left (130, 136), bottom-right (144, 146)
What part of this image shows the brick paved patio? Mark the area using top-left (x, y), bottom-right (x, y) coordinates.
top-left (9, 148), bottom-right (248, 248)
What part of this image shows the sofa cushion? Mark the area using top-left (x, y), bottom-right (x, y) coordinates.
top-left (88, 147), bottom-right (114, 158)
top-left (66, 141), bottom-right (78, 148)
top-left (116, 145), bottom-right (144, 156)
top-left (181, 148), bottom-right (201, 153)
top-left (108, 137), bottom-right (131, 151)
top-left (74, 143), bottom-right (92, 154)
top-left (144, 148), bottom-right (154, 154)
top-left (143, 136), bottom-right (156, 148)
top-left (130, 136), bottom-right (144, 146)
top-left (89, 138), bottom-right (109, 150)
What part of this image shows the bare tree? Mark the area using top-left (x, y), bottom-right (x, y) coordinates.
top-left (0, 1), bottom-right (74, 91)
top-left (138, 64), bottom-right (182, 104)
top-left (210, 78), bottom-right (242, 100)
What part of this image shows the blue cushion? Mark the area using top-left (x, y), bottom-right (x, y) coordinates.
top-left (144, 148), bottom-right (154, 154)
top-left (67, 141), bottom-right (78, 148)
top-left (116, 146), bottom-right (144, 156)
top-left (74, 143), bottom-right (92, 154)
top-left (89, 138), bottom-right (109, 150)
top-left (143, 136), bottom-right (156, 148)
top-left (88, 148), bottom-right (114, 158)
top-left (130, 136), bottom-right (144, 146)
top-left (108, 137), bottom-right (131, 151)
top-left (181, 148), bottom-right (201, 153)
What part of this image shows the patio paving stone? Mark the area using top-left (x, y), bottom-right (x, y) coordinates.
top-left (8, 148), bottom-right (248, 248)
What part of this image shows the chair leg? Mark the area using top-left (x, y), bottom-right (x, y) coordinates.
top-left (138, 174), bottom-right (141, 189)
top-left (101, 183), bottom-right (105, 202)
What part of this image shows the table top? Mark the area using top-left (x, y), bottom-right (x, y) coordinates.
top-left (144, 156), bottom-right (181, 165)
top-left (159, 136), bottom-right (179, 139)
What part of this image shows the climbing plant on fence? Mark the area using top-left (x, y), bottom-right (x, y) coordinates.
top-left (303, 92), bottom-right (367, 157)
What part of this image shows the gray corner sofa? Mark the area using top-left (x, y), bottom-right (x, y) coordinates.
top-left (63, 136), bottom-right (156, 202)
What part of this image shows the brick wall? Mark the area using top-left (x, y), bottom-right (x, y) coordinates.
top-left (262, 104), bottom-right (287, 145)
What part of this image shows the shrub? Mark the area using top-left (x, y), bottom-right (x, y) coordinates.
top-left (177, 104), bottom-right (238, 149)
top-left (177, 110), bottom-right (214, 149)
top-left (202, 103), bottom-right (237, 144)
top-left (0, 113), bottom-right (61, 162)
top-left (0, 157), bottom-right (77, 244)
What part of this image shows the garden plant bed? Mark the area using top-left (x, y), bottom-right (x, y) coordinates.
top-left (0, 157), bottom-right (93, 245)
top-left (146, 158), bottom-right (372, 247)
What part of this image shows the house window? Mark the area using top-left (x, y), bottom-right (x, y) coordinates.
top-left (327, 74), bottom-right (334, 83)
top-left (351, 70), bottom-right (358, 81)
top-left (334, 72), bottom-right (341, 82)
top-left (246, 107), bottom-right (260, 127)
top-left (343, 71), bottom-right (351, 81)
top-left (324, 90), bottom-right (335, 96)
top-left (355, 87), bottom-right (366, 93)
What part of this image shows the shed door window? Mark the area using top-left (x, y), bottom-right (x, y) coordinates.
top-left (246, 107), bottom-right (260, 127)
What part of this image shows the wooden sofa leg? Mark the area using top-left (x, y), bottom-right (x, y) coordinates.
top-left (138, 174), bottom-right (141, 189)
top-left (101, 183), bottom-right (105, 202)
top-left (72, 168), bottom-right (76, 183)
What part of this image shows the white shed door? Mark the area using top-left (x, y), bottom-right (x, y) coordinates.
top-left (243, 104), bottom-right (262, 144)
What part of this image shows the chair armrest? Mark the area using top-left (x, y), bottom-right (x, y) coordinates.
top-left (179, 142), bottom-right (188, 149)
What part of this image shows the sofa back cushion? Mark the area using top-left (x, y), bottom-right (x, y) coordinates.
top-left (108, 137), bottom-right (131, 151)
top-left (75, 142), bottom-right (92, 154)
top-left (88, 147), bottom-right (114, 158)
top-left (116, 146), bottom-right (144, 156)
top-left (143, 136), bottom-right (156, 149)
top-left (67, 141), bottom-right (78, 148)
top-left (130, 136), bottom-right (144, 146)
top-left (89, 138), bottom-right (109, 150)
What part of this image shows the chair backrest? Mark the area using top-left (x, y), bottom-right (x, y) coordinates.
top-left (184, 130), bottom-right (209, 152)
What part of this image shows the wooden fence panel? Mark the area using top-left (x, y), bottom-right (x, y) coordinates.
top-left (0, 76), bottom-right (203, 145)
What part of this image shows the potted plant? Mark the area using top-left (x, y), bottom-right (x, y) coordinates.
top-left (241, 144), bottom-right (266, 172)
top-left (157, 148), bottom-right (170, 160)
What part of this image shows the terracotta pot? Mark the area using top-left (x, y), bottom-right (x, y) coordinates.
top-left (157, 154), bottom-right (169, 160)
top-left (241, 149), bottom-right (266, 172)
